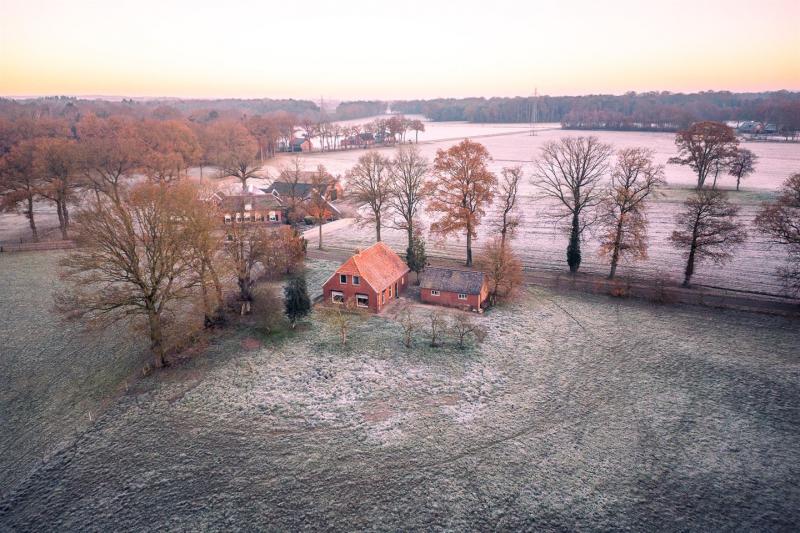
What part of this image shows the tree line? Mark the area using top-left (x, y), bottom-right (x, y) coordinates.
top-left (343, 121), bottom-right (799, 297)
top-left (391, 91), bottom-right (800, 134)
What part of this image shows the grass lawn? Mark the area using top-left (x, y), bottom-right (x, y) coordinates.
top-left (1, 256), bottom-right (799, 530)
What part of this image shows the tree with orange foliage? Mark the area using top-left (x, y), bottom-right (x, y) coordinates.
top-left (478, 237), bottom-right (524, 306)
top-left (33, 137), bottom-right (83, 239)
top-left (77, 114), bottom-right (143, 202)
top-left (139, 120), bottom-right (201, 183)
top-left (425, 139), bottom-right (496, 266)
top-left (755, 173), bottom-right (800, 295)
top-left (669, 121), bottom-right (739, 189)
top-left (210, 120), bottom-right (261, 192)
top-left (0, 140), bottom-right (41, 241)
top-left (598, 147), bottom-right (665, 279)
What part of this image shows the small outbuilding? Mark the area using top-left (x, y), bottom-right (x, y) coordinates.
top-left (322, 242), bottom-right (410, 313)
top-left (419, 267), bottom-right (489, 312)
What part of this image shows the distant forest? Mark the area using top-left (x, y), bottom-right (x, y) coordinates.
top-left (390, 91), bottom-right (800, 133)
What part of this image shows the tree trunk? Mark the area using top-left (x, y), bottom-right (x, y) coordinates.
top-left (683, 240), bottom-right (697, 287)
top-left (736, 176), bottom-right (741, 191)
top-left (55, 199), bottom-right (68, 240)
top-left (318, 221), bottom-right (323, 250)
top-left (375, 216), bottom-right (381, 242)
top-left (148, 309), bottom-right (166, 368)
top-left (406, 226), bottom-right (413, 252)
top-left (207, 262), bottom-right (224, 320)
top-left (465, 230), bottom-right (473, 267)
top-left (567, 212), bottom-right (581, 273)
top-left (608, 218), bottom-right (624, 279)
top-left (27, 194), bottom-right (38, 242)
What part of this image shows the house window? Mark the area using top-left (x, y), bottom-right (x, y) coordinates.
top-left (381, 291), bottom-right (385, 304)
top-left (356, 294), bottom-right (369, 308)
top-left (430, 290), bottom-right (440, 296)
top-left (352, 275), bottom-right (360, 285)
top-left (224, 214), bottom-right (232, 224)
top-left (244, 203), bottom-right (252, 211)
top-left (256, 213), bottom-right (265, 222)
top-left (340, 274), bottom-right (347, 284)
top-left (331, 291), bottom-right (344, 304)
top-left (269, 211), bottom-right (277, 221)
top-left (458, 293), bottom-right (467, 300)
top-left (388, 286), bottom-right (392, 298)
top-left (243, 212), bottom-right (251, 222)
top-left (235, 213), bottom-right (242, 222)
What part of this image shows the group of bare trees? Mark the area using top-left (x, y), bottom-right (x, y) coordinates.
top-left (55, 176), bottom-right (306, 369)
top-left (346, 140), bottom-right (525, 305)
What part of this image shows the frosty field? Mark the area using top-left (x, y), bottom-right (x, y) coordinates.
top-left (256, 120), bottom-right (800, 297)
top-left (1, 253), bottom-right (799, 530)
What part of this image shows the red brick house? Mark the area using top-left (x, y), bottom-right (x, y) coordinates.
top-left (419, 267), bottom-right (489, 312)
top-left (322, 242), bottom-right (410, 313)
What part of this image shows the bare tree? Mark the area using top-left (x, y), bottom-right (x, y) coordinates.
top-left (598, 147), bottom-right (665, 279)
top-left (57, 182), bottom-right (199, 368)
top-left (669, 189), bottom-right (747, 287)
top-left (277, 156), bottom-right (308, 223)
top-left (425, 139), bottom-right (497, 266)
top-left (428, 310), bottom-right (447, 347)
top-left (728, 148), bottom-right (758, 192)
top-left (180, 183), bottom-right (227, 326)
top-left (755, 172), bottom-right (800, 295)
top-left (348, 151), bottom-right (391, 242)
top-left (669, 121), bottom-right (739, 189)
top-left (321, 297), bottom-right (366, 346)
top-left (495, 166), bottom-right (523, 251)
top-left (387, 145), bottom-right (430, 249)
top-left (397, 304), bottom-right (421, 348)
top-left (532, 136), bottom-right (613, 273)
top-left (449, 313), bottom-right (488, 349)
top-left (223, 210), bottom-right (270, 314)
top-left (306, 165), bottom-right (335, 250)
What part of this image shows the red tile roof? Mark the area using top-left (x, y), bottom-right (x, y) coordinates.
top-left (337, 242), bottom-right (409, 291)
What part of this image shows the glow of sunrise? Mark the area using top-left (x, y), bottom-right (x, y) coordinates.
top-left (1, 0), bottom-right (798, 99)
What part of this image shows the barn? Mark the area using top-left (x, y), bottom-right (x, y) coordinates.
top-left (419, 267), bottom-right (489, 312)
top-left (322, 242), bottom-right (410, 313)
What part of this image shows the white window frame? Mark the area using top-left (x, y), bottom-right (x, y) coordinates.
top-left (340, 274), bottom-right (347, 284)
top-left (269, 211), bottom-right (277, 221)
top-left (331, 290), bottom-right (344, 304)
top-left (458, 293), bottom-right (467, 300)
top-left (224, 214), bottom-right (232, 224)
top-left (244, 203), bottom-right (252, 211)
top-left (430, 289), bottom-right (440, 296)
top-left (352, 275), bottom-right (360, 286)
top-left (356, 294), bottom-right (369, 308)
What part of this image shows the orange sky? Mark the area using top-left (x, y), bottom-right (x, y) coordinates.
top-left (1, 0), bottom-right (798, 100)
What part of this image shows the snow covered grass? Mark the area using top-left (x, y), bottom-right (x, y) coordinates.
top-left (2, 280), bottom-right (798, 530)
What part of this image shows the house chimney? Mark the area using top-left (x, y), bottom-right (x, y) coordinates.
top-left (354, 248), bottom-right (361, 255)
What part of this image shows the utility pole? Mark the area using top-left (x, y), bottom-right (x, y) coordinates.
top-left (529, 88), bottom-right (538, 136)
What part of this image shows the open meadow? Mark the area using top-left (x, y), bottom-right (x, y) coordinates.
top-left (1, 256), bottom-right (799, 530)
